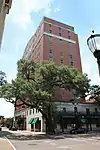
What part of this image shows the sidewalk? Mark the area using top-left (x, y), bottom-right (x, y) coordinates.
top-left (6, 128), bottom-right (45, 136)
top-left (0, 138), bottom-right (13, 150)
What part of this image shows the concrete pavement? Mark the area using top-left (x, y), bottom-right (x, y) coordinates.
top-left (10, 136), bottom-right (100, 150)
top-left (1, 128), bottom-right (100, 150)
top-left (0, 137), bottom-right (14, 150)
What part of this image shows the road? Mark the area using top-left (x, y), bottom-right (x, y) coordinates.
top-left (10, 137), bottom-right (100, 150)
top-left (1, 128), bottom-right (100, 150)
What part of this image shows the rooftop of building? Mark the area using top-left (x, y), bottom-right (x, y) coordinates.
top-left (42, 16), bottom-right (74, 31)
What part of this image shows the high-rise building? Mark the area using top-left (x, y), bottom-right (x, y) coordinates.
top-left (23, 17), bottom-right (82, 101)
top-left (15, 17), bottom-right (82, 130)
top-left (23, 17), bottom-right (82, 72)
top-left (0, 0), bottom-right (12, 48)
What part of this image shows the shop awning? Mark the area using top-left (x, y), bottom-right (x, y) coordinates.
top-left (31, 117), bottom-right (39, 124)
top-left (28, 118), bottom-right (33, 124)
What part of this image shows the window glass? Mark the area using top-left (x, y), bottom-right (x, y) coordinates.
top-left (27, 111), bottom-right (28, 116)
top-left (49, 56), bottom-right (53, 61)
top-left (49, 30), bottom-right (52, 33)
top-left (30, 109), bottom-right (31, 115)
top-left (48, 35), bottom-right (52, 39)
top-left (49, 42), bottom-right (52, 46)
top-left (70, 61), bottom-right (73, 66)
top-left (49, 24), bottom-right (52, 27)
top-left (61, 59), bottom-right (64, 63)
top-left (49, 49), bottom-right (52, 53)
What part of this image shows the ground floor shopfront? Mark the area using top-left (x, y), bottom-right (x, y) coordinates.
top-left (26, 108), bottom-right (46, 132)
top-left (57, 112), bottom-right (100, 132)
top-left (15, 102), bottom-right (100, 132)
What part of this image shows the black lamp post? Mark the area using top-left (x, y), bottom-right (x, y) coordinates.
top-left (87, 31), bottom-right (100, 76)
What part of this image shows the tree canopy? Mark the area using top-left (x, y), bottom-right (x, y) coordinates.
top-left (0, 71), bottom-right (7, 86)
top-left (0, 59), bottom-right (93, 133)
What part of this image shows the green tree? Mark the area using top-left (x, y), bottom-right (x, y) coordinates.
top-left (73, 73), bottom-right (91, 100)
top-left (0, 59), bottom-right (90, 134)
top-left (4, 118), bottom-right (13, 128)
top-left (0, 71), bottom-right (7, 86)
top-left (89, 85), bottom-right (100, 104)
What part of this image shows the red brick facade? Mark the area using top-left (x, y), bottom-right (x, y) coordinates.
top-left (22, 17), bottom-right (82, 102)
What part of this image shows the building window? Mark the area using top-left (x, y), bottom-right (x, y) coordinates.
top-left (68, 30), bottom-right (70, 33)
top-left (49, 42), bottom-right (52, 46)
top-left (59, 39), bottom-right (62, 41)
top-left (48, 35), bottom-right (52, 39)
top-left (36, 109), bottom-right (38, 113)
top-left (49, 49), bottom-right (52, 54)
top-left (86, 108), bottom-right (90, 114)
top-left (61, 59), bottom-right (64, 64)
top-left (49, 56), bottom-right (53, 61)
top-left (68, 35), bottom-right (70, 39)
top-left (70, 61), bottom-right (73, 66)
top-left (27, 111), bottom-right (28, 116)
top-left (30, 109), bottom-right (31, 115)
top-left (70, 54), bottom-right (72, 58)
top-left (59, 33), bottom-right (61, 36)
top-left (74, 107), bottom-right (78, 113)
top-left (60, 52), bottom-right (63, 56)
top-left (49, 24), bottom-right (52, 27)
top-left (33, 109), bottom-right (34, 114)
top-left (63, 107), bottom-right (66, 112)
top-left (59, 27), bottom-right (61, 30)
top-left (95, 108), bottom-right (98, 113)
top-left (49, 30), bottom-right (52, 33)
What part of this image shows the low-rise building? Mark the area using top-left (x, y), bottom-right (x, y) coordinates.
top-left (15, 101), bottom-right (100, 132)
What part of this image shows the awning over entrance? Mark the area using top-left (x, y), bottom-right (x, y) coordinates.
top-left (28, 118), bottom-right (33, 124)
top-left (31, 117), bottom-right (39, 124)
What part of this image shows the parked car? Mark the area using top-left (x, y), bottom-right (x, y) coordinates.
top-left (70, 127), bottom-right (88, 134)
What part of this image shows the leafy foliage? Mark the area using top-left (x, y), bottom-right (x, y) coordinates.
top-left (0, 71), bottom-right (7, 86)
top-left (0, 59), bottom-right (92, 133)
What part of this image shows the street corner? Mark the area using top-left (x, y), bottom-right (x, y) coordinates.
top-left (0, 137), bottom-right (15, 150)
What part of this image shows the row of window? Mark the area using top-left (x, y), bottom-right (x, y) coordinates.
top-left (27, 107), bottom-right (98, 116)
top-left (63, 107), bottom-right (98, 113)
top-left (48, 23), bottom-right (70, 34)
top-left (48, 49), bottom-right (74, 66)
top-left (27, 109), bottom-right (39, 116)
top-left (48, 35), bottom-right (63, 41)
top-left (49, 30), bottom-right (71, 39)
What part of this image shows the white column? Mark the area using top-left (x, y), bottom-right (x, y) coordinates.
top-left (34, 124), bottom-right (35, 132)
top-left (41, 117), bottom-right (43, 132)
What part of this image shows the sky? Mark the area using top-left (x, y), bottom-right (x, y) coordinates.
top-left (0, 0), bottom-right (100, 117)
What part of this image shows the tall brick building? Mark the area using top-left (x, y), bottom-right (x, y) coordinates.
top-left (23, 17), bottom-right (82, 71)
top-left (15, 17), bottom-right (82, 130)
top-left (23, 17), bottom-right (82, 101)
top-left (16, 16), bottom-right (83, 111)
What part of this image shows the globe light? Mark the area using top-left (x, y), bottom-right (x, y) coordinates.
top-left (87, 31), bottom-right (100, 76)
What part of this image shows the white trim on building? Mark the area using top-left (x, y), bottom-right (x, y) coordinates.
top-left (43, 32), bottom-right (76, 44)
top-left (26, 108), bottom-right (45, 132)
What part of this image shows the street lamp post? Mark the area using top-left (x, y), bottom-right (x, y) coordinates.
top-left (87, 31), bottom-right (100, 76)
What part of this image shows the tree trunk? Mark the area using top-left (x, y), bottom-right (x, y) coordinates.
top-left (45, 118), bottom-right (55, 134)
top-left (45, 104), bottom-right (55, 134)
